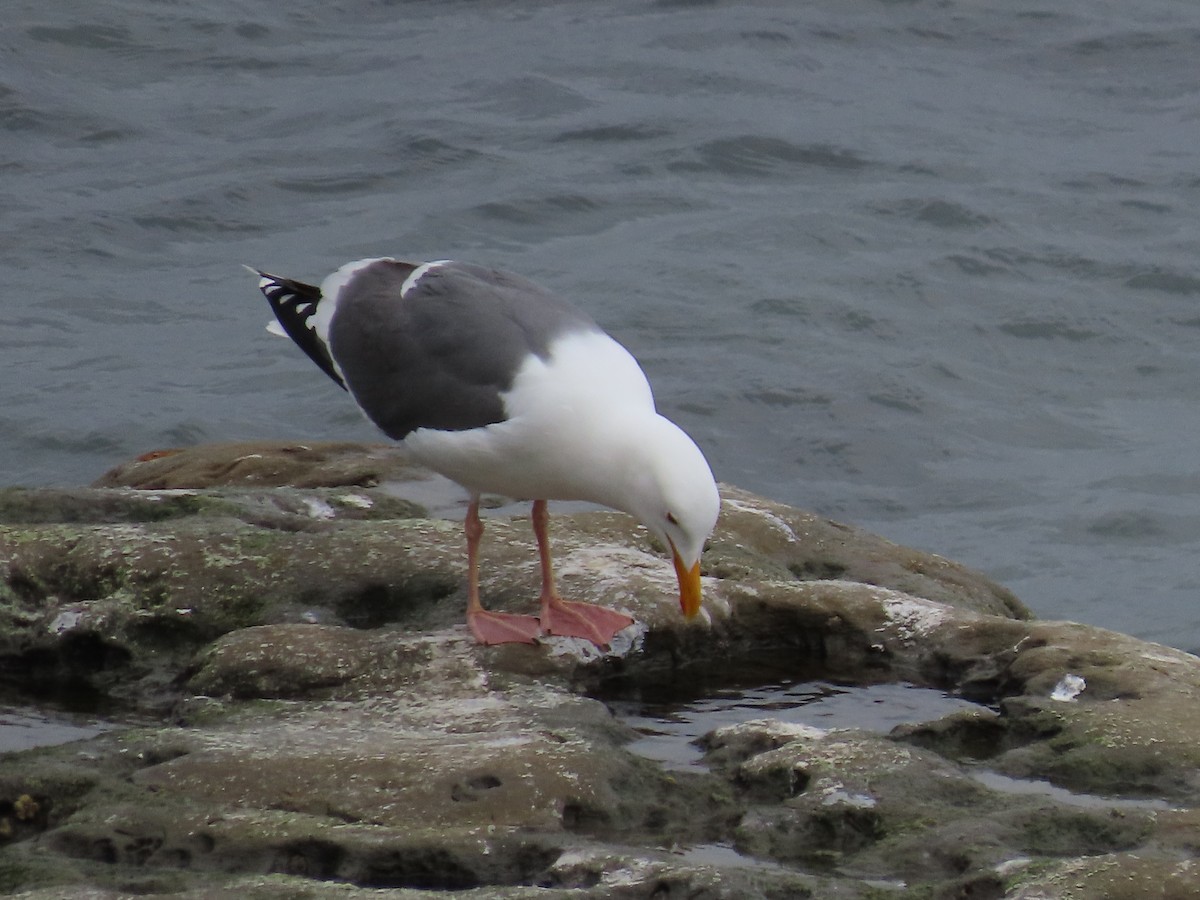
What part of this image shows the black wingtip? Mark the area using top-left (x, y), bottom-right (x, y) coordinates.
top-left (253, 269), bottom-right (348, 392)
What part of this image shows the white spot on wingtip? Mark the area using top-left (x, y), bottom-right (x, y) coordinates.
top-left (266, 320), bottom-right (287, 337)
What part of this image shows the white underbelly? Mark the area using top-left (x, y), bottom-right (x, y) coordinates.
top-left (402, 414), bottom-right (615, 501)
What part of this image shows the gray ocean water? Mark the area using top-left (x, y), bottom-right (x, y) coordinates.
top-left (4, 1), bottom-right (1199, 650)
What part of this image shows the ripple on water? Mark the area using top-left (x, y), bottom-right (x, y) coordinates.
top-left (668, 136), bottom-right (873, 179)
top-left (26, 24), bottom-right (135, 51)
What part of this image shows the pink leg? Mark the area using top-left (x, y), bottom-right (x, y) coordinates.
top-left (533, 499), bottom-right (634, 646)
top-left (464, 497), bottom-right (540, 645)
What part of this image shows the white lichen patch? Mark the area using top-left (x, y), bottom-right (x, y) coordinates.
top-left (820, 785), bottom-right (877, 809)
top-left (781, 736), bottom-right (918, 783)
top-left (877, 592), bottom-right (952, 641)
top-left (336, 493), bottom-right (374, 509)
top-left (552, 848), bottom-right (604, 869)
top-left (710, 718), bottom-right (828, 747)
top-left (98, 523), bottom-right (156, 542)
top-left (200, 549), bottom-right (243, 569)
top-left (543, 622), bottom-right (646, 662)
top-left (553, 544), bottom-right (726, 627)
top-left (556, 545), bottom-right (669, 582)
top-left (1050, 674), bottom-right (1086, 702)
top-left (302, 497), bottom-right (337, 520)
top-left (993, 857), bottom-right (1034, 878)
top-left (721, 497), bottom-right (798, 544)
top-left (48, 609), bottom-right (83, 635)
top-left (602, 859), bottom-right (659, 888)
top-left (190, 690), bottom-right (539, 761)
top-left (1139, 648), bottom-right (1196, 668)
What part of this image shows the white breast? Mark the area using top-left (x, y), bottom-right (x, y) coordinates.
top-left (402, 329), bottom-right (656, 501)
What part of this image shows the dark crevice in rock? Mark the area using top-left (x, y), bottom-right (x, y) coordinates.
top-left (0, 792), bottom-right (50, 845)
top-left (892, 709), bottom-right (1010, 762)
top-left (344, 843), bottom-right (561, 890)
top-left (561, 800), bottom-right (611, 833)
top-left (449, 773), bottom-right (503, 802)
top-left (935, 873), bottom-right (1007, 900)
top-left (921, 644), bottom-right (1031, 703)
top-left (738, 762), bottom-right (812, 803)
top-left (0, 632), bottom-right (134, 698)
top-left (270, 838), bottom-right (345, 880)
top-left (124, 613), bottom-right (224, 658)
top-left (5, 567), bottom-right (54, 606)
top-left (333, 577), bottom-right (458, 629)
top-left (787, 560), bottom-right (848, 581)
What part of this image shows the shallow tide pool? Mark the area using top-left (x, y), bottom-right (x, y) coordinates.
top-left (607, 678), bottom-right (981, 771)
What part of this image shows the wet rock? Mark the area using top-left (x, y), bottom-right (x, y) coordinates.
top-left (707, 718), bottom-right (1157, 885)
top-left (1002, 853), bottom-right (1200, 899)
top-left (0, 441), bottom-right (1198, 898)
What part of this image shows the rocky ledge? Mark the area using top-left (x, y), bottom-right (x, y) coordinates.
top-left (1, 442), bottom-right (1198, 899)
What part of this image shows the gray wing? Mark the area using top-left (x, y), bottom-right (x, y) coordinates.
top-left (328, 260), bottom-right (601, 439)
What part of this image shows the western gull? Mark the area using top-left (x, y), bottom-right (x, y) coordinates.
top-left (251, 258), bottom-right (720, 647)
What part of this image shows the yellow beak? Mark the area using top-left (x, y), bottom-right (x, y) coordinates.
top-left (671, 544), bottom-right (703, 618)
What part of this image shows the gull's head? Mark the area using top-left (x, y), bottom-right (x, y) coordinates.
top-left (617, 415), bottom-right (720, 618)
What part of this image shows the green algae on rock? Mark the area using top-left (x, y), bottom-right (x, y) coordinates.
top-left (1, 442), bottom-right (1199, 898)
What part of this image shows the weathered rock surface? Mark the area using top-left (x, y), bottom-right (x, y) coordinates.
top-left (0, 442), bottom-right (1197, 898)
top-left (90, 441), bottom-right (428, 492)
